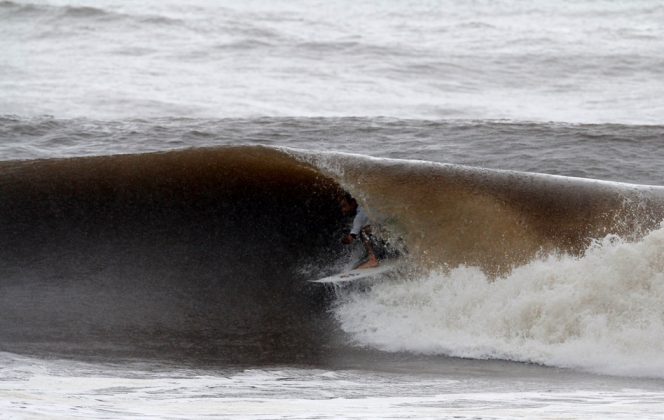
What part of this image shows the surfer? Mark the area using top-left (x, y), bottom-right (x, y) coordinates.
top-left (340, 194), bottom-right (380, 269)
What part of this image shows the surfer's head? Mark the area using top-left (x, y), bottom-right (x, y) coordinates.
top-left (339, 192), bottom-right (358, 216)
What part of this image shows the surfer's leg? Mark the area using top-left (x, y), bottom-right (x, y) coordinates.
top-left (356, 227), bottom-right (379, 269)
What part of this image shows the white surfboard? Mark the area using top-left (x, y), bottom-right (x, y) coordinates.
top-left (309, 260), bottom-right (399, 284)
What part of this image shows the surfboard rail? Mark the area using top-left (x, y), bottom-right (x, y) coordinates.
top-left (309, 260), bottom-right (399, 284)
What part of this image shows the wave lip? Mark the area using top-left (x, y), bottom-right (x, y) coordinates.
top-left (297, 148), bottom-right (664, 275)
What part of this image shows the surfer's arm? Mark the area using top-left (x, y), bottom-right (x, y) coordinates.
top-left (350, 207), bottom-right (370, 238)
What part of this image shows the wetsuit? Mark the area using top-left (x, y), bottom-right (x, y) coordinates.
top-left (350, 206), bottom-right (397, 260)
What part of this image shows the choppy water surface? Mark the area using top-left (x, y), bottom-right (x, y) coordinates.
top-left (2, 0), bottom-right (664, 122)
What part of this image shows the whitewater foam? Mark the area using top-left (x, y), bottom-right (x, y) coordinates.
top-left (3, 351), bottom-right (663, 419)
top-left (334, 225), bottom-right (664, 378)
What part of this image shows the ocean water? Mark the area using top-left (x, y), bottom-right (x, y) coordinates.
top-left (2, 1), bottom-right (664, 418)
top-left (3, 0), bottom-right (664, 123)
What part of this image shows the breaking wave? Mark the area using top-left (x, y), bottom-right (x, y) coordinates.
top-left (0, 145), bottom-right (663, 374)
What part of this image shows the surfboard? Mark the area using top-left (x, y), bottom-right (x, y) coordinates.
top-left (309, 260), bottom-right (399, 284)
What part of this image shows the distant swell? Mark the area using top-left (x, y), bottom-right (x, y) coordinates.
top-left (0, 1), bottom-right (182, 26)
top-left (1, 1), bottom-right (110, 18)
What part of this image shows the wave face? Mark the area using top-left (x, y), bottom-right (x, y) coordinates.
top-left (302, 150), bottom-right (664, 274)
top-left (1, 145), bottom-right (664, 375)
top-left (0, 147), bottom-right (347, 362)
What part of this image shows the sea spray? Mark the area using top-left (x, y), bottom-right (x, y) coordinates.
top-left (334, 226), bottom-right (664, 378)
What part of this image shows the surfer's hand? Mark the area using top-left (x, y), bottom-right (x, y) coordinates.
top-left (342, 234), bottom-right (354, 245)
